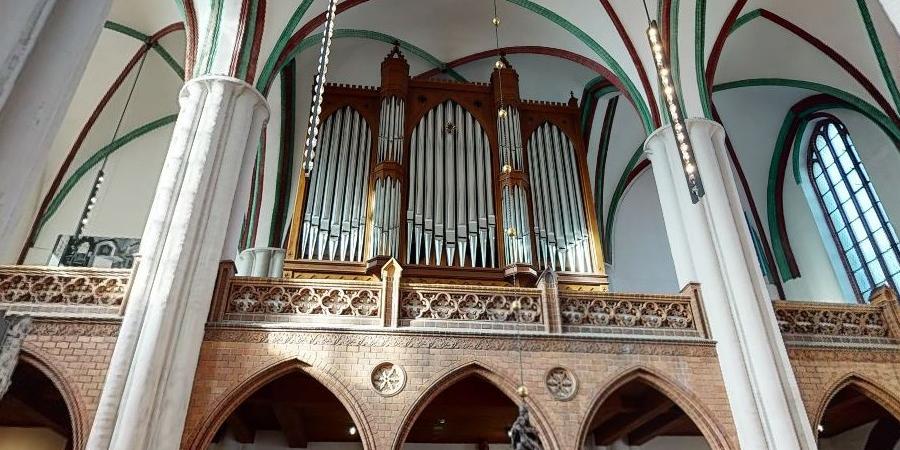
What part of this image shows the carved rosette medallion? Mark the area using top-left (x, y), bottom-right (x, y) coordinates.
top-left (371, 362), bottom-right (406, 397)
top-left (545, 367), bottom-right (577, 401)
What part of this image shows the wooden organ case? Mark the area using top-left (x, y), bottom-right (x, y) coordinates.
top-left (285, 47), bottom-right (607, 287)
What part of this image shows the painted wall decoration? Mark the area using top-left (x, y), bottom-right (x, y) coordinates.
top-left (49, 235), bottom-right (140, 269)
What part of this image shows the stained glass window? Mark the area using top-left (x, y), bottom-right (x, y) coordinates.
top-left (808, 120), bottom-right (900, 301)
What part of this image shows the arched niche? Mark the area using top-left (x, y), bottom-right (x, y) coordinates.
top-left (191, 359), bottom-right (372, 450)
top-left (393, 362), bottom-right (557, 450)
top-left (1, 354), bottom-right (80, 450)
top-left (578, 368), bottom-right (730, 450)
top-left (814, 376), bottom-right (900, 450)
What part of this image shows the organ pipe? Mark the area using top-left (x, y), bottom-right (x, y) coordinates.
top-left (300, 106), bottom-right (372, 262)
top-left (370, 96), bottom-right (405, 258)
top-left (498, 105), bottom-right (532, 266)
top-left (407, 100), bottom-right (496, 267)
top-left (527, 122), bottom-right (593, 273)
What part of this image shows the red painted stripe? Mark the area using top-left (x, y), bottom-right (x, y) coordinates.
top-left (705, 0), bottom-right (748, 95)
top-left (246, 0), bottom-right (267, 83)
top-left (230, 0), bottom-right (252, 77)
top-left (266, 0), bottom-right (369, 94)
top-left (624, 159), bottom-right (651, 186)
top-left (759, 10), bottom-right (898, 124)
top-left (414, 46), bottom-right (644, 122)
top-left (597, 0), bottom-right (660, 127)
top-left (183, 0), bottom-right (199, 78)
top-left (706, 8), bottom-right (899, 125)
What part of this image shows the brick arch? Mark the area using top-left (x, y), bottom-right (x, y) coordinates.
top-left (18, 346), bottom-right (87, 450)
top-left (576, 365), bottom-right (733, 450)
top-left (813, 372), bottom-right (900, 430)
top-left (186, 357), bottom-right (376, 450)
top-left (391, 360), bottom-right (561, 450)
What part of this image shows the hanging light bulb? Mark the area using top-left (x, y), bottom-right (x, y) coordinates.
top-left (492, 16), bottom-right (500, 26)
top-left (498, 107), bottom-right (508, 118)
top-left (644, 17), bottom-right (705, 203)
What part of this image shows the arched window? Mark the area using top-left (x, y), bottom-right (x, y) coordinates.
top-left (808, 119), bottom-right (900, 300)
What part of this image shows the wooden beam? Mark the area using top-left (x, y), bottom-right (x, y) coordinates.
top-left (594, 396), bottom-right (673, 445)
top-left (628, 406), bottom-right (687, 446)
top-left (226, 410), bottom-right (255, 444)
top-left (273, 403), bottom-right (308, 448)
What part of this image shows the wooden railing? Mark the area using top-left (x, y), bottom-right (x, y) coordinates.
top-left (208, 261), bottom-right (711, 339)
top-left (773, 286), bottom-right (900, 345)
top-left (0, 265), bottom-right (132, 318)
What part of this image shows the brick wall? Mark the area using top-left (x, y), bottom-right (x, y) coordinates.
top-left (19, 318), bottom-right (120, 449)
top-left (181, 327), bottom-right (739, 450)
top-left (788, 346), bottom-right (900, 429)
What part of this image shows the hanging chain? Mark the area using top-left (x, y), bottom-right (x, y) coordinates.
top-left (72, 46), bottom-right (149, 242)
top-left (302, 0), bottom-right (339, 176)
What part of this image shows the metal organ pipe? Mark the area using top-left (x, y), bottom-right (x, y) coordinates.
top-left (370, 96), bottom-right (405, 258)
top-left (527, 122), bottom-right (592, 272)
top-left (498, 106), bottom-right (532, 266)
top-left (407, 100), bottom-right (496, 267)
top-left (300, 106), bottom-right (372, 261)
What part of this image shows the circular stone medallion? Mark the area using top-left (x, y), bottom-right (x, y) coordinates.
top-left (545, 367), bottom-right (577, 401)
top-left (371, 362), bottom-right (406, 397)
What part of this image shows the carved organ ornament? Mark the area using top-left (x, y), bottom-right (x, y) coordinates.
top-left (286, 48), bottom-right (605, 282)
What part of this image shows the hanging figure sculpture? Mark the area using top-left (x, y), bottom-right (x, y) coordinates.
top-left (509, 403), bottom-right (543, 450)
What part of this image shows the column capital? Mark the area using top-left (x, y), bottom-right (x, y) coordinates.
top-left (643, 118), bottom-right (725, 156)
top-left (180, 74), bottom-right (269, 114)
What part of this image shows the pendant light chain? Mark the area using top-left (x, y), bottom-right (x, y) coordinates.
top-left (302, 0), bottom-right (339, 176)
top-left (73, 46), bottom-right (149, 241)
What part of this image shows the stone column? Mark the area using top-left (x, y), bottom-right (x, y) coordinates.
top-left (645, 119), bottom-right (816, 450)
top-left (0, 0), bottom-right (112, 263)
top-left (0, 313), bottom-right (32, 399)
top-left (86, 76), bottom-right (268, 450)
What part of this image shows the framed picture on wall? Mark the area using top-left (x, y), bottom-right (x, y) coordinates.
top-left (49, 235), bottom-right (141, 269)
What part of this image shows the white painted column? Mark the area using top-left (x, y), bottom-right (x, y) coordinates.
top-left (0, 0), bottom-right (112, 263)
top-left (86, 75), bottom-right (268, 450)
top-left (645, 119), bottom-right (816, 450)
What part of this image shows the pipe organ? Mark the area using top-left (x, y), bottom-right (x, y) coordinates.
top-left (286, 46), bottom-right (605, 285)
top-left (299, 105), bottom-right (372, 261)
top-left (407, 99), bottom-right (496, 268)
top-left (527, 122), bottom-right (593, 273)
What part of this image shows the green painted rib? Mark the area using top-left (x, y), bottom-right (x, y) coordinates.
top-left (237, 0), bottom-right (261, 80)
top-left (37, 115), bottom-right (179, 232)
top-left (595, 95), bottom-right (619, 239)
top-left (604, 144), bottom-right (644, 262)
top-left (505, 0), bottom-right (653, 134)
top-left (104, 21), bottom-right (185, 78)
top-left (714, 78), bottom-right (899, 279)
top-left (713, 78), bottom-right (899, 141)
top-left (856, 0), bottom-right (900, 113)
top-left (255, 0), bottom-right (315, 92)
top-left (730, 8), bottom-right (762, 33)
top-left (197, 0), bottom-right (225, 76)
top-left (694, 0), bottom-right (712, 119)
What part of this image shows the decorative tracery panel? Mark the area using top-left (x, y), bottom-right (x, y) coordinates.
top-left (406, 100), bottom-right (496, 268)
top-left (527, 122), bottom-right (593, 273)
top-left (299, 106), bottom-right (372, 262)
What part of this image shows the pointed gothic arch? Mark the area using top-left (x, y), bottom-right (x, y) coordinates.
top-left (187, 357), bottom-right (375, 450)
top-left (814, 373), bottom-right (900, 435)
top-left (391, 360), bottom-right (560, 450)
top-left (577, 366), bottom-right (732, 449)
top-left (7, 348), bottom-right (86, 450)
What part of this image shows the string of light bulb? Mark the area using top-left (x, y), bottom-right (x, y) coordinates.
top-left (492, 0), bottom-right (518, 239)
top-left (302, 0), bottom-right (339, 176)
top-left (642, 0), bottom-right (705, 203)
